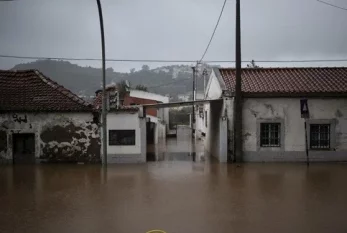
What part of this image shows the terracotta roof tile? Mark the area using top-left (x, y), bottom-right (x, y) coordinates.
top-left (0, 70), bottom-right (92, 111)
top-left (219, 67), bottom-right (347, 95)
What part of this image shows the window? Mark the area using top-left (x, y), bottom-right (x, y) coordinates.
top-left (310, 124), bottom-right (330, 149)
top-left (260, 123), bottom-right (281, 147)
top-left (109, 130), bottom-right (135, 146)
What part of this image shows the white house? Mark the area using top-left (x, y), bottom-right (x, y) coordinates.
top-left (104, 107), bottom-right (147, 163)
top-left (126, 89), bottom-right (169, 142)
top-left (196, 67), bottom-right (347, 162)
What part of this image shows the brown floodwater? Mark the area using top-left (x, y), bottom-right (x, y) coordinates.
top-left (1, 127), bottom-right (347, 233)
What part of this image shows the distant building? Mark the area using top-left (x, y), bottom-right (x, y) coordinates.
top-left (0, 70), bottom-right (100, 164)
top-left (94, 86), bottom-right (169, 163)
top-left (196, 67), bottom-right (347, 162)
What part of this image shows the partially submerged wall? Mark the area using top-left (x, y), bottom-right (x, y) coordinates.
top-left (106, 111), bottom-right (146, 163)
top-left (242, 98), bottom-right (347, 162)
top-left (0, 112), bottom-right (100, 163)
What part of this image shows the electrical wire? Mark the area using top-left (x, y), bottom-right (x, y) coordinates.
top-left (1, 54), bottom-right (347, 63)
top-left (316, 0), bottom-right (347, 11)
top-left (199, 0), bottom-right (228, 63)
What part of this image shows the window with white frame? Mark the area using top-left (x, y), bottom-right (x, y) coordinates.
top-left (310, 124), bottom-right (330, 149)
top-left (260, 123), bottom-right (281, 147)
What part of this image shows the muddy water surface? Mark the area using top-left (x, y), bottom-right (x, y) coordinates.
top-left (1, 127), bottom-right (347, 233)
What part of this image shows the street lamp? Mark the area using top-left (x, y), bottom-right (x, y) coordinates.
top-left (96, 0), bottom-right (108, 165)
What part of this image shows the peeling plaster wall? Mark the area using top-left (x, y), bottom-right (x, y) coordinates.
top-left (240, 98), bottom-right (347, 162)
top-left (0, 112), bottom-right (100, 163)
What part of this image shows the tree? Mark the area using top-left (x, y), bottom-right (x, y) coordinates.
top-left (247, 60), bottom-right (260, 68)
top-left (141, 65), bottom-right (150, 71)
top-left (135, 84), bottom-right (148, 92)
top-left (130, 68), bottom-right (135, 73)
top-left (117, 80), bottom-right (129, 100)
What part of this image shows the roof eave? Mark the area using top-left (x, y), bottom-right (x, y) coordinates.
top-left (222, 92), bottom-right (347, 98)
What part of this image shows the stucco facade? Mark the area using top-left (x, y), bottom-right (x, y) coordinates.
top-left (104, 110), bottom-right (146, 163)
top-left (196, 67), bottom-right (347, 163)
top-left (0, 112), bottom-right (100, 164)
top-left (242, 98), bottom-right (347, 162)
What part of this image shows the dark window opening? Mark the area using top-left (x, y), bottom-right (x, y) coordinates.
top-left (109, 130), bottom-right (136, 146)
top-left (310, 124), bottom-right (330, 149)
top-left (205, 111), bottom-right (208, 127)
top-left (260, 123), bottom-right (281, 147)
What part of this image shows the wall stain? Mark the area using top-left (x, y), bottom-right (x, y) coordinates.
top-left (243, 132), bottom-right (251, 141)
top-left (335, 110), bottom-right (343, 118)
top-left (40, 122), bottom-right (100, 163)
top-left (41, 123), bottom-right (83, 143)
top-left (264, 103), bottom-right (275, 115)
top-left (250, 109), bottom-right (258, 118)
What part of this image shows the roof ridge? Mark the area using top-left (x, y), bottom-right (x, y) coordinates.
top-left (219, 67), bottom-right (347, 71)
top-left (34, 70), bottom-right (92, 108)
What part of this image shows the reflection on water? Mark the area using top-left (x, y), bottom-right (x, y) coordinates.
top-left (147, 125), bottom-right (206, 162)
top-left (1, 164), bottom-right (347, 233)
top-left (1, 128), bottom-right (347, 233)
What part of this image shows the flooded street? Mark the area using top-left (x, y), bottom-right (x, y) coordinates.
top-left (1, 127), bottom-right (347, 233)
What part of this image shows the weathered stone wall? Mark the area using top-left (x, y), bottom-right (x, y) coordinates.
top-left (0, 112), bottom-right (101, 163)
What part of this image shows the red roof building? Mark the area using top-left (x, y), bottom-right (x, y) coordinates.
top-left (217, 67), bottom-right (347, 96)
top-left (0, 70), bottom-right (92, 112)
top-left (196, 67), bottom-right (347, 163)
top-left (0, 70), bottom-right (100, 164)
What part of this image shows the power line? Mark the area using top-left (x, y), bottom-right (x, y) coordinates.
top-left (1, 54), bottom-right (347, 63)
top-left (0, 54), bottom-right (195, 63)
top-left (316, 0), bottom-right (347, 11)
top-left (199, 0), bottom-right (228, 63)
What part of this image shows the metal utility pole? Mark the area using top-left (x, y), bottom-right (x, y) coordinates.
top-left (96, 0), bottom-right (107, 165)
top-left (233, 0), bottom-right (242, 162)
top-left (192, 66), bottom-right (196, 136)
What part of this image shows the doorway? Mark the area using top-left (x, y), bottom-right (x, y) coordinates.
top-left (12, 133), bottom-right (36, 164)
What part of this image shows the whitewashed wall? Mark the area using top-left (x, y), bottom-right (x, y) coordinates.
top-left (106, 111), bottom-right (146, 163)
top-left (205, 70), bottom-right (223, 100)
top-left (0, 112), bottom-right (100, 163)
top-left (200, 99), bottom-right (228, 163)
top-left (241, 98), bottom-right (347, 162)
top-left (195, 70), bottom-right (228, 162)
top-left (130, 90), bottom-right (169, 103)
top-left (130, 89), bottom-right (170, 133)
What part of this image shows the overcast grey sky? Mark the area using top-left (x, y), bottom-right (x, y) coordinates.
top-left (0, 0), bottom-right (347, 72)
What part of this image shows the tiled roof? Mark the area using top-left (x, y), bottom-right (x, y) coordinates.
top-left (218, 67), bottom-right (347, 96)
top-left (0, 70), bottom-right (92, 112)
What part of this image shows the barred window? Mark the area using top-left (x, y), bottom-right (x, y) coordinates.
top-left (310, 124), bottom-right (330, 149)
top-left (260, 123), bottom-right (281, 147)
